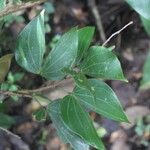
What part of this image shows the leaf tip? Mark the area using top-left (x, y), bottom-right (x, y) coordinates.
top-left (40, 9), bottom-right (45, 16)
top-left (119, 75), bottom-right (128, 82)
top-left (124, 78), bottom-right (129, 83)
top-left (124, 116), bottom-right (130, 123)
top-left (120, 113), bottom-right (130, 123)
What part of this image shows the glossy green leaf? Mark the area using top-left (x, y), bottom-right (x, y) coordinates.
top-left (0, 113), bottom-right (15, 128)
top-left (41, 27), bottom-right (78, 80)
top-left (141, 16), bottom-right (150, 36)
top-left (0, 54), bottom-right (13, 83)
top-left (61, 95), bottom-right (105, 150)
top-left (76, 27), bottom-right (95, 63)
top-left (80, 46), bottom-right (127, 81)
top-left (74, 79), bottom-right (129, 122)
top-left (15, 10), bottom-right (45, 74)
top-left (126, 0), bottom-right (150, 19)
top-left (140, 51), bottom-right (150, 90)
top-left (33, 108), bottom-right (46, 121)
top-left (47, 100), bottom-right (89, 150)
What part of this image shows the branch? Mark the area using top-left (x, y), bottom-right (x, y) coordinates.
top-left (0, 78), bottom-right (72, 98)
top-left (102, 21), bottom-right (133, 47)
top-left (0, 127), bottom-right (21, 139)
top-left (26, 78), bottom-right (72, 93)
top-left (0, 90), bottom-right (32, 98)
top-left (0, 0), bottom-right (47, 18)
top-left (88, 0), bottom-right (106, 42)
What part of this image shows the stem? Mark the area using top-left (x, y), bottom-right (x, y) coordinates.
top-left (0, 90), bottom-right (32, 98)
top-left (102, 21), bottom-right (133, 47)
top-left (0, 78), bottom-right (72, 98)
top-left (20, 78), bottom-right (72, 94)
top-left (0, 0), bottom-right (47, 18)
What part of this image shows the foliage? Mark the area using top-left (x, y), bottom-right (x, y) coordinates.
top-left (126, 0), bottom-right (150, 19)
top-left (15, 10), bottom-right (45, 74)
top-left (0, 112), bottom-right (15, 128)
top-left (0, 0), bottom-right (25, 28)
top-left (0, 54), bottom-right (13, 83)
top-left (0, 0), bottom-right (6, 10)
top-left (141, 16), bottom-right (150, 37)
top-left (134, 115), bottom-right (150, 147)
top-left (0, 10), bottom-right (129, 150)
top-left (126, 0), bottom-right (150, 90)
top-left (0, 72), bottom-right (24, 101)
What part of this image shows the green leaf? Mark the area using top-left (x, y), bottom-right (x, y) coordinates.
top-left (76, 27), bottom-right (95, 63)
top-left (7, 72), bottom-right (24, 83)
top-left (13, 72), bottom-right (24, 82)
top-left (41, 27), bottom-right (78, 80)
top-left (33, 108), bottom-right (46, 121)
top-left (15, 10), bottom-right (45, 74)
top-left (0, 0), bottom-right (6, 10)
top-left (140, 51), bottom-right (150, 90)
top-left (126, 0), bottom-right (150, 19)
top-left (47, 100), bottom-right (89, 150)
top-left (80, 46), bottom-right (127, 81)
top-left (9, 85), bottom-right (19, 101)
top-left (73, 79), bottom-right (129, 122)
top-left (60, 95), bottom-right (105, 150)
top-left (0, 113), bottom-right (15, 128)
top-left (7, 72), bottom-right (15, 84)
top-left (0, 54), bottom-right (13, 83)
top-left (0, 83), bottom-right (9, 90)
top-left (9, 85), bottom-right (18, 91)
top-left (141, 16), bottom-right (150, 36)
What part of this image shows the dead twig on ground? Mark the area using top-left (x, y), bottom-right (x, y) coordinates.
top-left (88, 0), bottom-right (106, 42)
